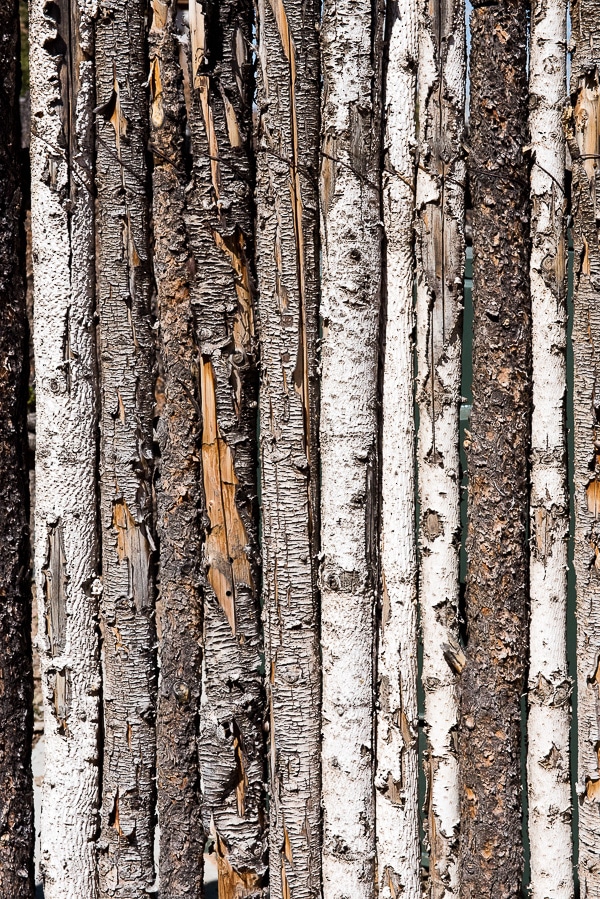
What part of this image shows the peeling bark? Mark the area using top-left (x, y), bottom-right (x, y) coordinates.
top-left (0, 2), bottom-right (34, 896)
top-left (567, 4), bottom-right (600, 895)
top-left (30, 0), bottom-right (100, 895)
top-left (319, 0), bottom-right (385, 894)
top-left (528, 0), bottom-right (572, 895)
top-left (183, 0), bottom-right (267, 891)
top-left (415, 0), bottom-right (465, 895)
top-left (95, 2), bottom-right (157, 894)
top-left (255, 0), bottom-right (322, 892)
top-left (457, 2), bottom-right (530, 896)
top-left (148, 2), bottom-right (204, 895)
top-left (375, 0), bottom-right (420, 896)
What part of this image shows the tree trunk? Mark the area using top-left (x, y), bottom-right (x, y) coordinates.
top-left (319, 0), bottom-right (384, 894)
top-left (255, 0), bottom-right (322, 893)
top-left (375, 0), bottom-right (420, 896)
top-left (415, 0), bottom-right (465, 895)
top-left (95, 2), bottom-right (157, 894)
top-left (528, 1), bottom-right (572, 895)
top-left (148, 2), bottom-right (204, 896)
top-left (0, 2), bottom-right (34, 896)
top-left (458, 2), bottom-right (530, 896)
top-left (566, 4), bottom-right (600, 895)
top-left (183, 0), bottom-right (267, 893)
top-left (30, 1), bottom-right (100, 896)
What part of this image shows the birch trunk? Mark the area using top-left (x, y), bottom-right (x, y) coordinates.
top-left (0, 2), bottom-right (34, 895)
top-left (375, 0), bottom-right (420, 896)
top-left (30, 0), bottom-right (100, 895)
top-left (528, 1), bottom-right (572, 895)
top-left (319, 0), bottom-right (384, 892)
top-left (255, 0), bottom-right (322, 892)
top-left (457, 1), bottom-right (530, 895)
top-left (95, 2), bottom-right (157, 894)
top-left (182, 0), bottom-right (267, 893)
top-left (148, 3), bottom-right (204, 895)
top-left (415, 0), bottom-right (465, 895)
top-left (566, 4), bottom-right (600, 894)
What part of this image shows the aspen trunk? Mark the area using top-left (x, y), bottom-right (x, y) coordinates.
top-left (30, 0), bottom-right (100, 895)
top-left (319, 0), bottom-right (384, 893)
top-left (415, 0), bottom-right (465, 895)
top-left (183, 0), bottom-right (267, 893)
top-left (566, 4), bottom-right (600, 894)
top-left (528, 0), bottom-right (572, 895)
top-left (458, 1), bottom-right (530, 895)
top-left (0, 2), bottom-right (34, 895)
top-left (375, 0), bottom-right (420, 895)
top-left (148, 3), bottom-right (204, 895)
top-left (255, 0), bottom-right (322, 892)
top-left (95, 2), bottom-right (157, 894)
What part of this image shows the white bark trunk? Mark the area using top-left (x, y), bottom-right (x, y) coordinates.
top-left (415, 0), bottom-right (465, 895)
top-left (528, 2), bottom-right (572, 895)
top-left (375, 1), bottom-right (420, 897)
top-left (319, 0), bottom-right (384, 894)
top-left (30, 1), bottom-right (100, 896)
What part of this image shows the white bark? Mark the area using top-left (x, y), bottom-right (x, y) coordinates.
top-left (375, 1), bottom-right (420, 897)
top-left (528, 1), bottom-right (572, 895)
top-left (30, 1), bottom-right (100, 896)
top-left (319, 0), bottom-right (384, 894)
top-left (415, 0), bottom-right (465, 895)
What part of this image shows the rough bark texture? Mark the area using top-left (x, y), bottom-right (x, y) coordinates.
top-left (319, 0), bottom-right (384, 894)
top-left (375, 0), bottom-right (420, 896)
top-left (415, 0), bottom-right (465, 895)
top-left (528, 0), bottom-right (572, 895)
top-left (95, 2), bottom-right (157, 894)
top-left (148, 2), bottom-right (204, 895)
top-left (30, 0), bottom-right (100, 895)
top-left (255, 0), bottom-right (322, 892)
top-left (183, 1), bottom-right (267, 892)
top-left (457, 2), bottom-right (530, 896)
top-left (0, 2), bottom-right (34, 895)
top-left (567, 4), bottom-right (600, 895)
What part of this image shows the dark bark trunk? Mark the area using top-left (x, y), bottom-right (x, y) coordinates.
top-left (458, 2), bottom-right (530, 896)
top-left (183, 0), bottom-right (267, 892)
top-left (255, 0), bottom-right (322, 893)
top-left (566, 4), bottom-right (600, 894)
top-left (95, 2), bottom-right (157, 895)
top-left (0, 2), bottom-right (34, 896)
top-left (148, 2), bottom-right (204, 896)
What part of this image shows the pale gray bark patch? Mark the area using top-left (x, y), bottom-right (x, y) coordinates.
top-left (95, 1), bottom-right (157, 895)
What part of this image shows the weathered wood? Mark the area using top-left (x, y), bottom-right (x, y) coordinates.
top-left (415, 0), bottom-right (465, 895)
top-left (458, 1), bottom-right (530, 895)
top-left (319, 0), bottom-right (385, 893)
top-left (0, 2), bottom-right (34, 895)
top-left (148, 2), bottom-right (204, 895)
top-left (255, 0), bottom-right (322, 892)
top-left (567, 3), bottom-right (600, 895)
top-left (95, 2), bottom-right (157, 894)
top-left (375, 0), bottom-right (420, 895)
top-left (528, 0), bottom-right (572, 895)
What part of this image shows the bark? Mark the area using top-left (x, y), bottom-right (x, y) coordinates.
top-left (95, 2), bottom-right (157, 895)
top-left (375, 0), bottom-right (420, 896)
top-left (415, 0), bottom-right (465, 895)
top-left (319, 0), bottom-right (384, 894)
top-left (30, 0), bottom-right (100, 896)
top-left (182, 0), bottom-right (267, 893)
top-left (528, 0), bottom-right (572, 895)
top-left (566, 4), bottom-right (600, 895)
top-left (148, 2), bottom-right (204, 896)
top-left (0, 1), bottom-right (34, 895)
top-left (255, 0), bottom-right (322, 893)
top-left (457, 2), bottom-right (530, 896)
